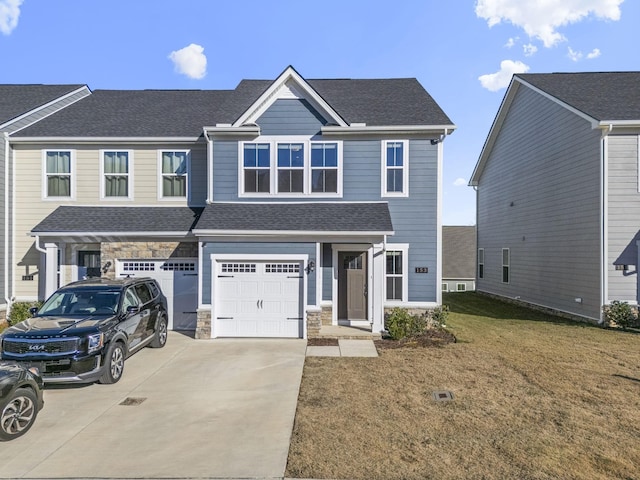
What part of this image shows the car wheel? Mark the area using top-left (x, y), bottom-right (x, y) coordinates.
top-left (99, 342), bottom-right (125, 384)
top-left (150, 313), bottom-right (168, 348)
top-left (0, 388), bottom-right (39, 441)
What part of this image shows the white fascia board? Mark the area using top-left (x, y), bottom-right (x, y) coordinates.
top-left (192, 229), bottom-right (394, 236)
top-left (321, 125), bottom-right (456, 135)
top-left (202, 125), bottom-right (261, 137)
top-left (10, 137), bottom-right (200, 144)
top-left (232, 66), bottom-right (348, 128)
top-left (0, 86), bottom-right (91, 132)
top-left (29, 231), bottom-right (191, 237)
top-left (596, 120), bottom-right (640, 128)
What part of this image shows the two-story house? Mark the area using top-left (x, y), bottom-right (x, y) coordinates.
top-left (5, 66), bottom-right (455, 338)
top-left (470, 72), bottom-right (640, 323)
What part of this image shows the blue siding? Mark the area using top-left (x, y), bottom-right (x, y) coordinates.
top-left (322, 243), bottom-right (333, 301)
top-left (257, 99), bottom-right (325, 136)
top-left (212, 140), bottom-right (238, 200)
top-left (201, 242), bottom-right (316, 304)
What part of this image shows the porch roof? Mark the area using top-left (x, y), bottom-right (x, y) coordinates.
top-left (30, 206), bottom-right (204, 236)
top-left (192, 202), bottom-right (394, 236)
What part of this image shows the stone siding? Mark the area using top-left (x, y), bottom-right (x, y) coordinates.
top-left (306, 308), bottom-right (322, 338)
top-left (321, 305), bottom-right (332, 326)
top-left (196, 309), bottom-right (211, 339)
top-left (100, 241), bottom-right (197, 278)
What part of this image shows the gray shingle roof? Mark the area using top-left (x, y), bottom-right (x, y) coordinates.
top-left (0, 84), bottom-right (85, 126)
top-left (442, 226), bottom-right (476, 279)
top-left (31, 206), bottom-right (203, 234)
top-left (194, 202), bottom-right (393, 233)
top-left (14, 73), bottom-right (453, 137)
top-left (517, 72), bottom-right (640, 121)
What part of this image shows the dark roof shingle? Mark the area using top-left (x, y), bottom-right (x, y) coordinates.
top-left (0, 84), bottom-right (85, 126)
top-left (517, 72), bottom-right (640, 121)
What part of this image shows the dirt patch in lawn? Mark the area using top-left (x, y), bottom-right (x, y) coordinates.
top-left (307, 338), bottom-right (339, 347)
top-left (287, 293), bottom-right (640, 480)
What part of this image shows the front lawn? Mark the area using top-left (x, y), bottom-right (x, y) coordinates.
top-left (286, 292), bottom-right (640, 480)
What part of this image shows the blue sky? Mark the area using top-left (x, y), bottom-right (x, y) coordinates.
top-left (1, 0), bottom-right (638, 225)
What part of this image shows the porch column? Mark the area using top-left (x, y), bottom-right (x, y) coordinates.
top-left (372, 242), bottom-right (385, 333)
top-left (44, 243), bottom-right (58, 299)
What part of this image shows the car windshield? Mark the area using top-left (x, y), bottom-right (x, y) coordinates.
top-left (37, 289), bottom-right (121, 316)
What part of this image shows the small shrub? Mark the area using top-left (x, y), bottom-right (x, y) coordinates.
top-left (602, 300), bottom-right (639, 329)
top-left (385, 307), bottom-right (427, 340)
top-left (429, 305), bottom-right (450, 328)
top-left (7, 301), bottom-right (42, 326)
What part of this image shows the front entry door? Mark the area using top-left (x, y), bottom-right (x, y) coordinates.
top-left (338, 252), bottom-right (368, 320)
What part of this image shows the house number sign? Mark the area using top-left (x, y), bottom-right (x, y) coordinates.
top-left (415, 267), bottom-right (429, 273)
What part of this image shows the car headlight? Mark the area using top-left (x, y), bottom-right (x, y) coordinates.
top-left (87, 333), bottom-right (104, 353)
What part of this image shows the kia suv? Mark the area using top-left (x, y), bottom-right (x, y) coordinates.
top-left (0, 277), bottom-right (168, 384)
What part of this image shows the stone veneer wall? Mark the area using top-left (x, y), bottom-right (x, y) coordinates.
top-left (196, 309), bottom-right (211, 339)
top-left (306, 308), bottom-right (322, 338)
top-left (320, 306), bottom-right (332, 326)
top-left (100, 241), bottom-right (197, 278)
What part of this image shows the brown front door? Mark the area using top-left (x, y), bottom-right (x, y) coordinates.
top-left (338, 252), bottom-right (368, 320)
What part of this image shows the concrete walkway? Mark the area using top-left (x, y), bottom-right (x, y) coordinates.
top-left (0, 333), bottom-right (307, 479)
top-left (306, 339), bottom-right (379, 357)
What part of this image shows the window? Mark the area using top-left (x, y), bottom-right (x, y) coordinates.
top-left (442, 283), bottom-right (449, 292)
top-left (44, 151), bottom-right (72, 198)
top-left (103, 151), bottom-right (131, 198)
top-left (240, 138), bottom-right (342, 196)
top-left (160, 151), bottom-right (188, 197)
top-left (386, 251), bottom-right (404, 301)
top-left (478, 248), bottom-right (484, 279)
top-left (311, 143), bottom-right (338, 193)
top-left (382, 140), bottom-right (409, 197)
top-left (277, 143), bottom-right (304, 193)
top-left (502, 248), bottom-right (510, 283)
top-left (457, 283), bottom-right (467, 292)
top-left (243, 143), bottom-right (270, 193)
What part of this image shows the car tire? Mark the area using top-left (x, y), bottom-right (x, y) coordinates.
top-left (150, 313), bottom-right (168, 348)
top-left (99, 342), bottom-right (125, 384)
top-left (0, 387), bottom-right (39, 441)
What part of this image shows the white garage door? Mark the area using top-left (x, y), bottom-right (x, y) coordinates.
top-left (117, 259), bottom-right (198, 331)
top-left (214, 261), bottom-right (303, 338)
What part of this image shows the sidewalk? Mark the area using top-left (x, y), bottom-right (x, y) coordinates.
top-left (306, 339), bottom-right (379, 357)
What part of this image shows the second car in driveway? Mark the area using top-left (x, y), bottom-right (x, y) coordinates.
top-left (0, 277), bottom-right (168, 384)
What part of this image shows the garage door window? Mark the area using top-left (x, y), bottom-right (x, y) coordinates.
top-left (121, 261), bottom-right (156, 272)
top-left (221, 263), bottom-right (256, 273)
top-left (265, 263), bottom-right (300, 273)
top-left (161, 262), bottom-right (195, 271)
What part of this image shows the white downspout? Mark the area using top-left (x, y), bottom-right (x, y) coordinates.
top-left (4, 132), bottom-right (10, 308)
top-left (203, 129), bottom-right (214, 204)
top-left (600, 124), bottom-right (612, 323)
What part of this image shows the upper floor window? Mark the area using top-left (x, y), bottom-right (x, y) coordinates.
top-left (102, 151), bottom-right (131, 199)
top-left (44, 150), bottom-right (73, 198)
top-left (240, 137), bottom-right (342, 197)
top-left (382, 140), bottom-right (409, 197)
top-left (160, 151), bottom-right (188, 198)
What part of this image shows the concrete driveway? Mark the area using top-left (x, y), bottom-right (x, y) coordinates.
top-left (0, 333), bottom-right (307, 479)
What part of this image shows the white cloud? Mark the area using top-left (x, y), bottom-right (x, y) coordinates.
top-left (587, 48), bottom-right (601, 59)
top-left (568, 46), bottom-right (583, 61)
top-left (523, 43), bottom-right (538, 56)
top-left (504, 37), bottom-right (517, 48)
top-left (479, 60), bottom-right (530, 92)
top-left (168, 43), bottom-right (207, 80)
top-left (453, 178), bottom-right (467, 187)
top-left (0, 0), bottom-right (23, 35)
top-left (475, 0), bottom-right (623, 48)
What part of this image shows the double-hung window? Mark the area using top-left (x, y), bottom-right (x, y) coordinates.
top-left (243, 143), bottom-right (271, 193)
top-left (44, 150), bottom-right (73, 198)
top-left (502, 248), bottom-right (510, 283)
top-left (160, 151), bottom-right (188, 198)
top-left (385, 244), bottom-right (408, 302)
top-left (102, 151), bottom-right (131, 198)
top-left (382, 140), bottom-right (409, 197)
top-left (311, 143), bottom-right (338, 193)
top-left (478, 248), bottom-right (484, 279)
top-left (277, 143), bottom-right (304, 193)
top-left (240, 138), bottom-right (341, 196)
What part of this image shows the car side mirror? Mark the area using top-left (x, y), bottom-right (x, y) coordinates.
top-left (126, 305), bottom-right (140, 315)
top-left (29, 307), bottom-right (38, 316)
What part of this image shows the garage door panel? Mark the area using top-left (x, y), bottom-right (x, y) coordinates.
top-left (214, 261), bottom-right (303, 338)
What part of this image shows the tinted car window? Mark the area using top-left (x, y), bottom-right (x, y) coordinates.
top-left (147, 281), bottom-right (159, 299)
top-left (122, 288), bottom-right (140, 310)
top-left (134, 283), bottom-right (152, 304)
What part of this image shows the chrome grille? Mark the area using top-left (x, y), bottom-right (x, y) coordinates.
top-left (2, 337), bottom-right (80, 356)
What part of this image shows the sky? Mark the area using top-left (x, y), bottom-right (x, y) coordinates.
top-left (1, 0), bottom-right (639, 225)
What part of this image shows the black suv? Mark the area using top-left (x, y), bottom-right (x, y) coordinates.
top-left (0, 277), bottom-right (168, 384)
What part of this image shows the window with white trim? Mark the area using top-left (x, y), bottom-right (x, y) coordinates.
top-left (240, 138), bottom-right (341, 196)
top-left (457, 283), bottom-right (467, 292)
top-left (442, 283), bottom-right (448, 292)
top-left (382, 140), bottom-right (409, 197)
top-left (502, 248), bottom-right (510, 283)
top-left (478, 248), bottom-right (484, 279)
top-left (160, 151), bottom-right (188, 198)
top-left (44, 150), bottom-right (72, 198)
top-left (102, 151), bottom-right (131, 198)
top-left (385, 244), bottom-right (409, 302)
